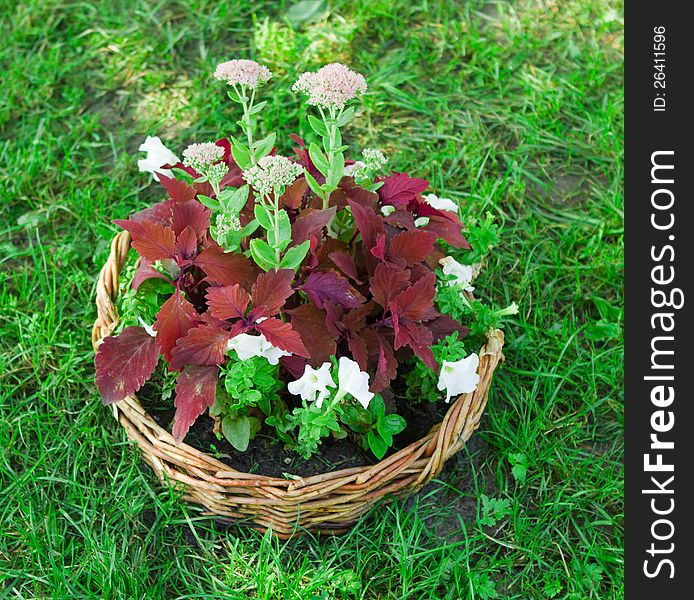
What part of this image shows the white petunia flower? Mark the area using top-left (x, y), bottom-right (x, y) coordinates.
top-left (227, 333), bottom-right (290, 365)
top-left (137, 136), bottom-right (179, 180)
top-left (138, 317), bottom-right (156, 337)
top-left (439, 256), bottom-right (475, 292)
top-left (287, 362), bottom-right (336, 408)
top-left (437, 354), bottom-right (480, 403)
top-left (424, 193), bottom-right (458, 213)
top-left (337, 357), bottom-right (374, 409)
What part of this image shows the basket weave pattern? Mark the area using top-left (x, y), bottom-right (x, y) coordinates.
top-left (92, 231), bottom-right (505, 537)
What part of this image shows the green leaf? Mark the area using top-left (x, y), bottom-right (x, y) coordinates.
top-left (369, 393), bottom-right (385, 421)
top-left (338, 106), bottom-right (355, 126)
top-left (382, 414), bottom-right (406, 436)
top-left (327, 153), bottom-right (345, 186)
top-left (230, 137), bottom-right (252, 169)
top-left (197, 194), bottom-right (220, 211)
top-left (254, 204), bottom-right (274, 231)
top-left (367, 430), bottom-right (388, 460)
top-left (253, 132), bottom-right (276, 160)
top-left (265, 210), bottom-right (291, 250)
top-left (304, 170), bottom-right (324, 198)
top-left (280, 240), bottom-right (310, 271)
top-left (249, 100), bottom-right (268, 115)
top-left (218, 185), bottom-right (250, 213)
top-left (226, 90), bottom-right (242, 103)
top-left (308, 114), bottom-right (328, 137)
top-left (286, 0), bottom-right (327, 25)
top-left (239, 219), bottom-right (260, 238)
top-left (249, 238), bottom-right (277, 271)
top-left (308, 142), bottom-right (330, 176)
top-left (222, 415), bottom-right (251, 452)
top-left (584, 319), bottom-right (621, 342)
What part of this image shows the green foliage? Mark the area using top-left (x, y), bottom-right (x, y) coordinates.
top-left (340, 394), bottom-right (406, 459)
top-left (508, 452), bottom-right (529, 484)
top-left (479, 495), bottom-right (513, 527)
top-left (460, 212), bottom-right (501, 266)
top-left (117, 265), bottom-right (173, 330)
top-left (285, 399), bottom-right (343, 459)
top-left (213, 354), bottom-right (283, 450)
top-left (405, 332), bottom-right (468, 403)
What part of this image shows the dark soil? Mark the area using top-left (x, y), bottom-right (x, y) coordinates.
top-left (138, 379), bottom-right (449, 479)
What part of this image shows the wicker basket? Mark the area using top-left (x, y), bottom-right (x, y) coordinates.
top-left (92, 231), bottom-right (505, 538)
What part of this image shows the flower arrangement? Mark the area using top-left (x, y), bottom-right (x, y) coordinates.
top-left (95, 60), bottom-right (514, 460)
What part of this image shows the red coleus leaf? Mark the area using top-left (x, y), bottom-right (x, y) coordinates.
top-left (130, 199), bottom-right (174, 226)
top-left (114, 219), bottom-right (176, 261)
top-left (340, 178), bottom-right (379, 208)
top-left (176, 225), bottom-right (198, 260)
top-left (369, 263), bottom-right (411, 310)
top-left (298, 270), bottom-right (365, 309)
top-left (281, 177), bottom-right (308, 210)
top-left (378, 172), bottom-right (429, 208)
top-left (396, 319), bottom-right (437, 371)
top-left (172, 365), bottom-right (218, 443)
top-left (205, 284), bottom-right (251, 320)
top-left (153, 289), bottom-right (200, 362)
top-left (254, 317), bottom-right (310, 357)
top-left (286, 304), bottom-right (337, 365)
top-left (329, 251), bottom-right (363, 284)
top-left (251, 269), bottom-right (295, 315)
top-left (422, 214), bottom-right (471, 249)
top-left (362, 328), bottom-right (398, 392)
top-left (340, 300), bottom-right (375, 332)
top-left (347, 333), bottom-right (369, 371)
top-left (172, 199), bottom-right (211, 239)
top-left (95, 326), bottom-right (159, 404)
top-left (370, 233), bottom-right (386, 260)
top-left (348, 199), bottom-right (384, 251)
top-left (392, 272), bottom-right (437, 322)
top-left (429, 314), bottom-right (470, 342)
top-left (195, 244), bottom-right (258, 287)
top-left (131, 258), bottom-right (173, 291)
top-left (384, 208), bottom-right (417, 230)
top-left (157, 174), bottom-right (198, 203)
top-left (388, 230), bottom-right (437, 266)
top-left (291, 207), bottom-right (336, 245)
top-left (170, 325), bottom-right (230, 370)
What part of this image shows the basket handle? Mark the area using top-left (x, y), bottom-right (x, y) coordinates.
top-left (91, 231), bottom-right (131, 350)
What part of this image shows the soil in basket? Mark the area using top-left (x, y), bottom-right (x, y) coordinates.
top-left (138, 380), bottom-right (448, 479)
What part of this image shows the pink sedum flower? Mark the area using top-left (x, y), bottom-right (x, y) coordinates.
top-left (243, 155), bottom-right (303, 197)
top-left (292, 63), bottom-right (367, 110)
top-left (214, 59), bottom-right (273, 89)
top-left (182, 142), bottom-right (225, 169)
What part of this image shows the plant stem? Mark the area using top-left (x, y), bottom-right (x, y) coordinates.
top-left (318, 106), bottom-right (342, 210)
top-left (237, 84), bottom-right (257, 165)
top-left (272, 190), bottom-right (281, 269)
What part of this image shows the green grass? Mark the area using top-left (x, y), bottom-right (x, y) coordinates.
top-left (0, 0), bottom-right (623, 597)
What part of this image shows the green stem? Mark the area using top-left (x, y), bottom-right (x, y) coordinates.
top-left (240, 85), bottom-right (257, 165)
top-left (318, 106), bottom-right (342, 210)
top-left (272, 190), bottom-right (281, 269)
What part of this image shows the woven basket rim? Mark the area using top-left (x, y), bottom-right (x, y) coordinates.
top-left (92, 231), bottom-right (504, 535)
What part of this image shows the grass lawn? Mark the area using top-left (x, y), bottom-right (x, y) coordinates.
top-left (0, 0), bottom-right (623, 597)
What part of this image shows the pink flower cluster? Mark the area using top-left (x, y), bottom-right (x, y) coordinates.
top-left (182, 142), bottom-right (225, 170)
top-left (214, 59), bottom-right (273, 89)
top-left (292, 63), bottom-right (367, 110)
top-left (243, 155), bottom-right (303, 197)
